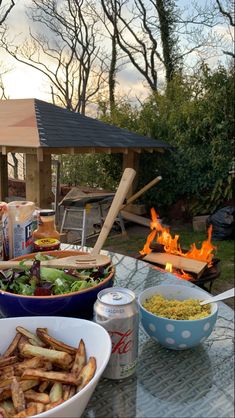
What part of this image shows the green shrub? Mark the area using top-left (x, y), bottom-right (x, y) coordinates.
top-left (59, 64), bottom-right (234, 216)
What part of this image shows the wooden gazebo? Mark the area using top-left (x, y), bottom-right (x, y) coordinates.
top-left (0, 98), bottom-right (170, 208)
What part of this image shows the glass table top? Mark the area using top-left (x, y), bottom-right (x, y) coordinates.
top-left (62, 245), bottom-right (234, 418)
top-left (0, 244), bottom-right (233, 418)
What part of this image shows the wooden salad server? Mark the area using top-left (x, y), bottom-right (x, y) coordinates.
top-left (0, 168), bottom-right (136, 270)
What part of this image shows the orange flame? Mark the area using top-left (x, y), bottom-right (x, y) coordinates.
top-left (150, 208), bottom-right (163, 231)
top-left (184, 225), bottom-right (215, 265)
top-left (165, 263), bottom-right (173, 273)
top-left (140, 208), bottom-right (216, 264)
top-left (179, 270), bottom-right (191, 280)
top-left (139, 229), bottom-right (157, 255)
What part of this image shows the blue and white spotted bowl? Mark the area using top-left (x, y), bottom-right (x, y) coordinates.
top-left (138, 284), bottom-right (218, 350)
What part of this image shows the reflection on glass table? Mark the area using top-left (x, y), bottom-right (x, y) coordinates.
top-left (62, 244), bottom-right (234, 418)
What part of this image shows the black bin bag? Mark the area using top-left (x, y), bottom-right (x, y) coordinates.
top-left (207, 206), bottom-right (235, 240)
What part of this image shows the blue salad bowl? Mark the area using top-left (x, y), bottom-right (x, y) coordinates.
top-left (0, 250), bottom-right (114, 319)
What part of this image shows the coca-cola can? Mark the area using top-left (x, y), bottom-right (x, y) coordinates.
top-left (93, 287), bottom-right (139, 380)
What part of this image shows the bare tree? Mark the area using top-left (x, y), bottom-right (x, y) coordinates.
top-left (99, 0), bottom-right (231, 91)
top-left (155, 0), bottom-right (179, 83)
top-left (1, 0), bottom-right (107, 114)
top-left (101, 1), bottom-right (118, 111)
top-left (98, 0), bottom-right (121, 111)
top-left (0, 72), bottom-right (7, 98)
top-left (0, 1), bottom-right (15, 97)
top-left (100, 0), bottom-right (162, 92)
top-left (215, 0), bottom-right (235, 58)
top-left (0, 1), bottom-right (18, 177)
top-left (99, 0), bottom-right (184, 92)
top-left (0, 0), bottom-right (15, 25)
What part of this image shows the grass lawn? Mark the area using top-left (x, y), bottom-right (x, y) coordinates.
top-left (101, 223), bottom-right (234, 309)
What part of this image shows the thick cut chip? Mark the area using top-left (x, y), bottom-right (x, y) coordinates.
top-left (49, 382), bottom-right (63, 403)
top-left (21, 369), bottom-right (80, 385)
top-left (20, 344), bottom-right (73, 367)
top-left (36, 328), bottom-right (77, 355)
top-left (0, 380), bottom-right (39, 401)
top-left (11, 377), bottom-right (26, 413)
top-left (0, 376), bottom-right (20, 389)
top-left (17, 337), bottom-right (28, 353)
top-left (77, 357), bottom-right (96, 391)
top-left (0, 357), bottom-right (18, 369)
top-left (12, 404), bottom-right (37, 418)
top-left (0, 365), bottom-right (14, 378)
top-left (16, 327), bottom-right (45, 347)
top-left (44, 400), bottom-right (64, 412)
top-left (27, 402), bottom-right (45, 414)
top-left (68, 385), bottom-right (76, 399)
top-left (62, 384), bottom-right (71, 401)
top-left (14, 357), bottom-right (47, 375)
top-left (2, 334), bottom-right (21, 358)
top-left (38, 381), bottom-right (50, 393)
top-left (24, 389), bottom-right (50, 404)
top-left (72, 339), bottom-right (86, 375)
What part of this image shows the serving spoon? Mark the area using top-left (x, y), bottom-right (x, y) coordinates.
top-left (200, 288), bottom-right (234, 306)
top-left (0, 167), bottom-right (136, 270)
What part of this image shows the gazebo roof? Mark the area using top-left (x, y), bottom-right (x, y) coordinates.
top-left (0, 98), bottom-right (170, 153)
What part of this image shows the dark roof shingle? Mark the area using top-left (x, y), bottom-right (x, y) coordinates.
top-left (34, 99), bottom-right (170, 150)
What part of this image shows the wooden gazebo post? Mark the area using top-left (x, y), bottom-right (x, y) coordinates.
top-left (25, 151), bottom-right (52, 208)
top-left (122, 150), bottom-right (139, 198)
top-left (0, 152), bottom-right (8, 202)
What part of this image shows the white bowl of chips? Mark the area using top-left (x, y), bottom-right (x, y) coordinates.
top-left (0, 316), bottom-right (112, 417)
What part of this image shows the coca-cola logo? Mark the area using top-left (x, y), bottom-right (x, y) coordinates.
top-left (109, 329), bottom-right (133, 355)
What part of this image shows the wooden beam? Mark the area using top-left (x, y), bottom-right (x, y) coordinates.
top-left (69, 148), bottom-right (75, 155)
top-left (1, 147), bottom-right (37, 155)
top-left (37, 148), bottom-right (44, 162)
top-left (123, 176), bottom-right (162, 208)
top-left (121, 210), bottom-right (150, 227)
top-left (25, 153), bottom-right (52, 208)
top-left (154, 148), bottom-right (165, 153)
top-left (0, 146), bottom-right (166, 156)
top-left (0, 153), bottom-right (8, 202)
top-left (42, 147), bottom-right (128, 155)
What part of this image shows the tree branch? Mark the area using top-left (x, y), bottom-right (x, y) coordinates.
top-left (0, 0), bottom-right (15, 25)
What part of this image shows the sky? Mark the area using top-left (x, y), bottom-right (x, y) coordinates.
top-left (0, 0), bottom-right (233, 106)
top-left (1, 0), bottom-right (150, 103)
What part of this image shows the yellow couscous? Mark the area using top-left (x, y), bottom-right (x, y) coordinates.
top-left (143, 294), bottom-right (211, 320)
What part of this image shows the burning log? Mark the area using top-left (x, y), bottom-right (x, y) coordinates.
top-left (143, 252), bottom-right (207, 278)
top-left (140, 208), bottom-right (217, 279)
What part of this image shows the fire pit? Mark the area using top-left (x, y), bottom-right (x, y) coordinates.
top-left (139, 209), bottom-right (221, 292)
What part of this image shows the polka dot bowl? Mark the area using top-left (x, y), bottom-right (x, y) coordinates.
top-left (138, 284), bottom-right (218, 350)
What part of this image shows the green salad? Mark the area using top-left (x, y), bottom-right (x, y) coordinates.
top-left (0, 253), bottom-right (112, 296)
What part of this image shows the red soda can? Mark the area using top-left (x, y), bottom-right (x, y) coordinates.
top-left (93, 287), bottom-right (139, 380)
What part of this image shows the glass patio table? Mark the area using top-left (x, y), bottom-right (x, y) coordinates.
top-left (63, 245), bottom-right (234, 418)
